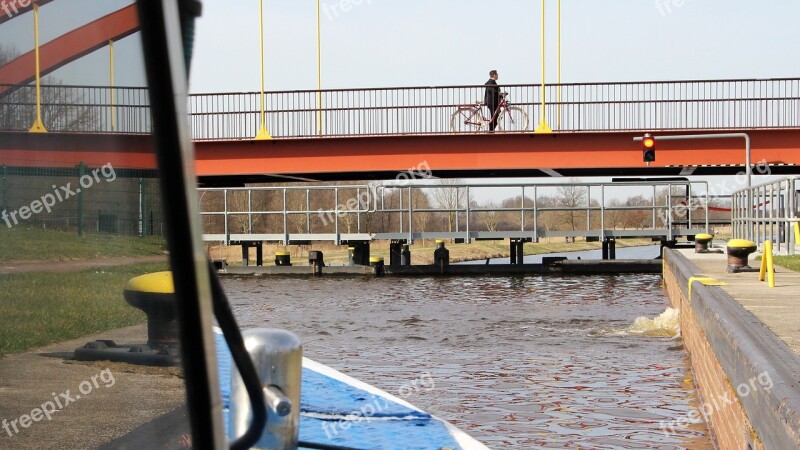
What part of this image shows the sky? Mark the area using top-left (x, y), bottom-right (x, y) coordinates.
top-left (5, 0), bottom-right (797, 91)
top-left (1, 0), bottom-right (798, 199)
top-left (188, 0), bottom-right (800, 92)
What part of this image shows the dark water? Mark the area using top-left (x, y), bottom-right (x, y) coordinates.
top-left (222, 271), bottom-right (713, 449)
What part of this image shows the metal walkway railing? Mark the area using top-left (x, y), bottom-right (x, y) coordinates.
top-left (732, 177), bottom-right (799, 254)
top-left (2, 78), bottom-right (799, 138)
top-left (199, 180), bottom-right (715, 245)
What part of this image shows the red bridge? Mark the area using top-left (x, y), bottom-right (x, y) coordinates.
top-left (1, 3), bottom-right (799, 184)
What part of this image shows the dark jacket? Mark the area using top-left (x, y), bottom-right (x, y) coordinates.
top-left (484, 79), bottom-right (500, 106)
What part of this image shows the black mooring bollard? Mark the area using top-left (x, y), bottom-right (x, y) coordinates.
top-left (434, 240), bottom-right (449, 274)
top-left (401, 244), bottom-right (411, 266)
top-left (275, 251), bottom-right (292, 266)
top-left (309, 250), bottom-right (324, 275)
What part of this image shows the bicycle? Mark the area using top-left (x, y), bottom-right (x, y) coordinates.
top-left (450, 92), bottom-right (529, 132)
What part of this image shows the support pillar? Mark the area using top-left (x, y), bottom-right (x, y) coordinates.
top-left (389, 242), bottom-right (402, 266)
top-left (434, 240), bottom-right (449, 274)
top-left (241, 243), bottom-right (249, 267)
top-left (510, 239), bottom-right (524, 265)
top-left (240, 241), bottom-right (264, 267)
top-left (309, 251), bottom-right (324, 275)
top-left (352, 242), bottom-right (370, 266)
top-left (401, 244), bottom-right (411, 266)
top-left (602, 238), bottom-right (617, 260)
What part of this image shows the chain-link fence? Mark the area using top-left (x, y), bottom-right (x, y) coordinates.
top-left (1, 163), bottom-right (164, 236)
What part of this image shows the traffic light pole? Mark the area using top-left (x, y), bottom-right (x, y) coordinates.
top-left (633, 132), bottom-right (753, 240)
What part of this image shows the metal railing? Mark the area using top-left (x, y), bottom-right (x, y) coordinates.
top-left (188, 78), bottom-right (800, 139)
top-left (732, 177), bottom-right (799, 254)
top-left (0, 83), bottom-right (151, 134)
top-left (2, 78), bottom-right (799, 138)
top-left (374, 181), bottom-right (711, 243)
top-left (199, 181), bottom-right (714, 245)
top-left (199, 185), bottom-right (374, 245)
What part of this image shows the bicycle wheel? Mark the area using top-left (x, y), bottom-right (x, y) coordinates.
top-left (497, 106), bottom-right (529, 132)
top-left (450, 107), bottom-right (484, 133)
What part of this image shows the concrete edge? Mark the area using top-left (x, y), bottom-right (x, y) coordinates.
top-left (665, 249), bottom-right (800, 449)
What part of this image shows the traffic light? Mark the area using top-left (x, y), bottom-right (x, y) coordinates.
top-left (642, 133), bottom-right (656, 163)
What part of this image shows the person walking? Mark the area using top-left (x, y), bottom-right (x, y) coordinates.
top-left (484, 70), bottom-right (501, 131)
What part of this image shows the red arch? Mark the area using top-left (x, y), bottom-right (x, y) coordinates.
top-left (0, 4), bottom-right (140, 95)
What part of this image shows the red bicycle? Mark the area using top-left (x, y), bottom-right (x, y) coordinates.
top-left (450, 92), bottom-right (529, 132)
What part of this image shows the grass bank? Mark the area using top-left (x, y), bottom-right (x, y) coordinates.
top-left (773, 255), bottom-right (800, 272)
top-left (0, 262), bottom-right (168, 357)
top-left (0, 228), bottom-right (166, 262)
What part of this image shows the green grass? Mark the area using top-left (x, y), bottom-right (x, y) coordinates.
top-left (0, 262), bottom-right (169, 357)
top-left (0, 228), bottom-right (166, 262)
top-left (773, 255), bottom-right (800, 272)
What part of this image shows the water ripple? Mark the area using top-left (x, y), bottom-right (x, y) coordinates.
top-left (222, 274), bottom-right (712, 449)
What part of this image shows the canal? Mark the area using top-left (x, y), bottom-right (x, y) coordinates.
top-left (222, 264), bottom-right (713, 448)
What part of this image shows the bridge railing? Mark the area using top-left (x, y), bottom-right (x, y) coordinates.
top-left (199, 180), bottom-right (715, 244)
top-left (188, 78), bottom-right (800, 139)
top-left (3, 78), bottom-right (799, 138)
top-left (0, 83), bottom-right (151, 134)
top-left (732, 177), bottom-right (799, 254)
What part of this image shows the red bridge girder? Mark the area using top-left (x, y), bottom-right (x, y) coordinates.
top-left (0, 4), bottom-right (140, 95)
top-left (191, 130), bottom-right (800, 182)
top-left (1, 129), bottom-right (798, 182)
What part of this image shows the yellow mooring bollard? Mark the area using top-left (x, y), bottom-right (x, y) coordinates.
top-left (794, 222), bottom-right (800, 247)
top-left (759, 241), bottom-right (776, 288)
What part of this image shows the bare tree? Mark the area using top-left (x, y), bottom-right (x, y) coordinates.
top-left (623, 195), bottom-right (653, 229)
top-left (605, 198), bottom-right (626, 230)
top-left (431, 179), bottom-right (464, 233)
top-left (557, 179), bottom-right (588, 232)
top-left (535, 195), bottom-right (561, 233)
top-left (1, 46), bottom-right (101, 132)
top-left (480, 201), bottom-right (500, 232)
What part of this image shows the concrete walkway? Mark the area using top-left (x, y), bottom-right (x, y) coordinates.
top-left (680, 248), bottom-right (800, 355)
top-left (0, 325), bottom-right (187, 450)
top-left (0, 255), bottom-right (167, 275)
